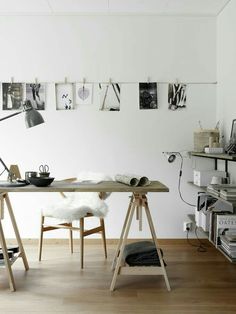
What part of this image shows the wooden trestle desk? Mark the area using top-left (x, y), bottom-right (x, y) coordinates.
top-left (0, 180), bottom-right (170, 292)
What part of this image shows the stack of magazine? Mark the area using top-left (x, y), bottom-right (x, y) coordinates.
top-left (220, 233), bottom-right (236, 261)
top-left (220, 188), bottom-right (236, 201)
top-left (207, 184), bottom-right (236, 200)
top-left (207, 184), bottom-right (221, 197)
top-left (0, 245), bottom-right (19, 265)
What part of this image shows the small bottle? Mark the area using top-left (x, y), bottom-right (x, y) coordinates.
top-left (209, 136), bottom-right (214, 148)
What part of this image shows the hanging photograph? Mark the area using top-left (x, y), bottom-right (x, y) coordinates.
top-left (2, 83), bottom-right (25, 110)
top-left (55, 83), bottom-right (74, 110)
top-left (75, 83), bottom-right (93, 105)
top-left (99, 83), bottom-right (121, 111)
top-left (139, 82), bottom-right (158, 110)
top-left (26, 83), bottom-right (46, 110)
top-left (168, 83), bottom-right (187, 110)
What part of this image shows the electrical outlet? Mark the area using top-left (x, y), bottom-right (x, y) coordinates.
top-left (183, 221), bottom-right (192, 232)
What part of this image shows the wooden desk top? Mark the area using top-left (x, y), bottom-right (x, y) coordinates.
top-left (0, 180), bottom-right (169, 193)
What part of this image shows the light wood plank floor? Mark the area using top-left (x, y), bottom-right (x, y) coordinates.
top-left (0, 241), bottom-right (236, 314)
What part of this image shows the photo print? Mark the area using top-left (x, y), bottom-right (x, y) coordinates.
top-left (75, 83), bottom-right (93, 105)
top-left (99, 83), bottom-right (121, 111)
top-left (26, 83), bottom-right (46, 110)
top-left (55, 83), bottom-right (74, 110)
top-left (2, 83), bottom-right (25, 110)
top-left (139, 83), bottom-right (158, 110)
top-left (168, 83), bottom-right (187, 111)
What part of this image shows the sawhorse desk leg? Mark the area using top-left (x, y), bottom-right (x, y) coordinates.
top-left (0, 193), bottom-right (29, 291)
top-left (110, 193), bottom-right (170, 292)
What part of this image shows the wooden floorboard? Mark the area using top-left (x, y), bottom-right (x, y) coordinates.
top-left (0, 242), bottom-right (236, 313)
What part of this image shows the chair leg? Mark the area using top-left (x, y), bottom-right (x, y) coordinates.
top-left (69, 223), bottom-right (73, 253)
top-left (80, 218), bottom-right (84, 269)
top-left (100, 218), bottom-right (107, 259)
top-left (38, 215), bottom-right (45, 261)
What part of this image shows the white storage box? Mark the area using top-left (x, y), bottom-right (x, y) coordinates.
top-left (193, 170), bottom-right (226, 187)
top-left (195, 207), bottom-right (210, 232)
top-left (195, 207), bottom-right (200, 227)
top-left (200, 211), bottom-right (210, 232)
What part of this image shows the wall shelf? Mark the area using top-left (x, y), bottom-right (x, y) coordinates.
top-left (190, 152), bottom-right (236, 161)
top-left (190, 152), bottom-right (236, 175)
top-left (190, 152), bottom-right (236, 263)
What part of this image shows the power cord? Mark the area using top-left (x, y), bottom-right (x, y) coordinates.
top-left (186, 226), bottom-right (207, 252)
top-left (177, 152), bottom-right (195, 207)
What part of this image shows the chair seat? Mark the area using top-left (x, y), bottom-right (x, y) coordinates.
top-left (42, 192), bottom-right (108, 222)
top-left (39, 172), bottom-right (111, 267)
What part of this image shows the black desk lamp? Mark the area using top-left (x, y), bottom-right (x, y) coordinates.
top-left (0, 99), bottom-right (44, 128)
top-left (0, 99), bottom-right (44, 183)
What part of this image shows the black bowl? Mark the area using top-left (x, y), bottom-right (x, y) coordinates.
top-left (28, 176), bottom-right (54, 187)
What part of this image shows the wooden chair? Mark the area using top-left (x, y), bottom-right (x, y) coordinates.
top-left (38, 177), bottom-right (108, 269)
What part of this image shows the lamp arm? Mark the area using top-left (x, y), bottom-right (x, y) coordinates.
top-left (0, 111), bottom-right (22, 122)
top-left (0, 158), bottom-right (14, 182)
top-left (0, 158), bottom-right (10, 173)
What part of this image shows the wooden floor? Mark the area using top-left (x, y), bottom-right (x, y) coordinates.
top-left (0, 241), bottom-right (236, 314)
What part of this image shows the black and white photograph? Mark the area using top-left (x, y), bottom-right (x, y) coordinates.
top-left (55, 83), bottom-right (74, 110)
top-left (139, 82), bottom-right (158, 110)
top-left (2, 83), bottom-right (25, 110)
top-left (26, 83), bottom-right (46, 110)
top-left (230, 119), bottom-right (236, 142)
top-left (168, 83), bottom-right (187, 110)
top-left (75, 83), bottom-right (93, 105)
top-left (99, 83), bottom-right (121, 111)
top-left (226, 119), bottom-right (236, 154)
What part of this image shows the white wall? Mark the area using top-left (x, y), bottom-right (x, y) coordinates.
top-left (0, 15), bottom-right (216, 238)
top-left (217, 0), bottom-right (236, 181)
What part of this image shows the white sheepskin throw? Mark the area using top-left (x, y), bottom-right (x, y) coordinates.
top-left (42, 192), bottom-right (108, 221)
top-left (76, 171), bottom-right (112, 183)
top-left (42, 172), bottom-right (112, 222)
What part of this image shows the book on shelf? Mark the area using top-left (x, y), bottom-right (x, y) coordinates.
top-left (220, 235), bottom-right (236, 247)
top-left (217, 215), bottom-right (236, 229)
top-left (218, 246), bottom-right (236, 262)
top-left (220, 236), bottom-right (236, 258)
top-left (207, 184), bottom-right (236, 198)
top-left (207, 185), bottom-right (220, 197)
top-left (220, 244), bottom-right (236, 258)
top-left (209, 213), bottom-right (236, 246)
top-left (220, 188), bottom-right (236, 194)
top-left (224, 231), bottom-right (236, 242)
top-left (220, 189), bottom-right (236, 201)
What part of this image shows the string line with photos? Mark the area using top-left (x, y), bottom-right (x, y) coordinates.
top-left (0, 80), bottom-right (217, 112)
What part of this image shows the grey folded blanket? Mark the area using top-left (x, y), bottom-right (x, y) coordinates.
top-left (123, 241), bottom-right (166, 267)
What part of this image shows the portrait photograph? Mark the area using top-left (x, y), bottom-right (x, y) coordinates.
top-left (26, 83), bottom-right (46, 110)
top-left (2, 83), bottom-right (25, 110)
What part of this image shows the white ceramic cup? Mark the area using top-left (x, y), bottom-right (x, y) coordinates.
top-left (211, 176), bottom-right (222, 185)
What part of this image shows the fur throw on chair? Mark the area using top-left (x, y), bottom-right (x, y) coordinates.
top-left (42, 172), bottom-right (112, 222)
top-left (42, 192), bottom-right (108, 221)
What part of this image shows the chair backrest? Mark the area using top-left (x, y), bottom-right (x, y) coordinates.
top-left (59, 177), bottom-right (77, 198)
top-left (77, 172), bottom-right (112, 200)
top-left (58, 173), bottom-right (112, 200)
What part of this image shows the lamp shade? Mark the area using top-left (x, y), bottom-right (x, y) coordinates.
top-left (163, 152), bottom-right (177, 163)
top-left (24, 100), bottom-right (44, 128)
